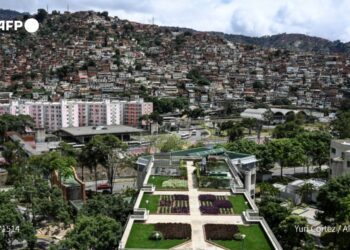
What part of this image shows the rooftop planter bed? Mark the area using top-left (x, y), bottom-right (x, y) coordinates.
top-left (125, 223), bottom-right (190, 249)
top-left (199, 195), bottom-right (234, 215)
top-left (195, 163), bottom-right (230, 190)
top-left (147, 175), bottom-right (188, 190)
top-left (204, 224), bottom-right (239, 240)
top-left (158, 195), bottom-right (189, 214)
top-left (206, 224), bottom-right (273, 250)
top-left (139, 194), bottom-right (190, 214)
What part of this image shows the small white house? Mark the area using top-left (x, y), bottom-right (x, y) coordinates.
top-left (274, 179), bottom-right (326, 205)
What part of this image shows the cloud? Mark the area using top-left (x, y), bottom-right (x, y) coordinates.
top-left (1, 0), bottom-right (350, 41)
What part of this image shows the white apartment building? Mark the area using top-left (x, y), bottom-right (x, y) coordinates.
top-left (330, 140), bottom-right (350, 178)
top-left (0, 99), bottom-right (152, 131)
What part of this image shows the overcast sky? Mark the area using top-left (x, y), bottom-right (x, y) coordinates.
top-left (1, 0), bottom-right (350, 42)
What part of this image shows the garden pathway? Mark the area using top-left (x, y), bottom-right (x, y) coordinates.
top-left (146, 161), bottom-right (244, 250)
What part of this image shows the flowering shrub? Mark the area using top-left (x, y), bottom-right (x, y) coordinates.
top-left (155, 223), bottom-right (191, 239)
top-left (200, 206), bottom-right (219, 214)
top-left (213, 200), bottom-right (232, 208)
top-left (159, 200), bottom-right (172, 206)
top-left (204, 224), bottom-right (239, 240)
top-left (199, 194), bottom-right (216, 202)
top-left (199, 195), bottom-right (234, 214)
top-left (171, 207), bottom-right (189, 214)
top-left (157, 195), bottom-right (189, 214)
top-left (174, 194), bottom-right (189, 200)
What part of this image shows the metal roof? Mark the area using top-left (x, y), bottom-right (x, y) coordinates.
top-left (60, 125), bottom-right (144, 136)
top-left (187, 148), bottom-right (225, 156)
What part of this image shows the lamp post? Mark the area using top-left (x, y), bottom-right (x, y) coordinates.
top-left (155, 231), bottom-right (160, 249)
top-left (241, 234), bottom-right (246, 250)
top-left (146, 199), bottom-right (149, 210)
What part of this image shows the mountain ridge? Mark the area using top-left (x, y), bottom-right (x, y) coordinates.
top-left (1, 8), bottom-right (350, 54)
top-left (0, 8), bottom-right (28, 20)
top-left (214, 32), bottom-right (350, 54)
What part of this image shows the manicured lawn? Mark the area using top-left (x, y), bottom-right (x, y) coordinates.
top-left (147, 175), bottom-right (188, 190)
top-left (139, 194), bottom-right (160, 213)
top-left (228, 195), bottom-right (250, 214)
top-left (212, 224), bottom-right (272, 250)
top-left (148, 175), bottom-right (174, 187)
top-left (125, 223), bottom-right (188, 249)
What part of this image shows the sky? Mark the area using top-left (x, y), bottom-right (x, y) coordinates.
top-left (1, 0), bottom-right (350, 42)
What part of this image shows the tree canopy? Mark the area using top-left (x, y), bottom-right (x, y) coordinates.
top-left (145, 97), bottom-right (188, 114)
top-left (277, 215), bottom-right (313, 250)
top-left (155, 134), bottom-right (184, 152)
top-left (332, 111), bottom-right (350, 139)
top-left (273, 121), bottom-right (304, 138)
top-left (59, 215), bottom-right (122, 250)
top-left (0, 114), bottom-right (34, 136)
top-left (268, 138), bottom-right (306, 177)
top-left (317, 174), bottom-right (350, 226)
top-left (80, 194), bottom-right (132, 225)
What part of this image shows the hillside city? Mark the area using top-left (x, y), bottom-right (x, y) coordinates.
top-left (0, 8), bottom-right (350, 250)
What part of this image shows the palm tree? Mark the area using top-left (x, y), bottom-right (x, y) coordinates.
top-left (241, 118), bottom-right (257, 135)
top-left (259, 182), bottom-right (279, 198)
top-left (263, 109), bottom-right (274, 125)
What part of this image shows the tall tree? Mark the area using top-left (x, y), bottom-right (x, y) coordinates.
top-left (296, 131), bottom-right (331, 175)
top-left (241, 118), bottom-right (257, 135)
top-left (263, 109), bottom-right (274, 125)
top-left (223, 139), bottom-right (274, 171)
top-left (317, 174), bottom-right (350, 226)
top-left (155, 134), bottom-right (184, 153)
top-left (82, 135), bottom-right (127, 191)
top-left (80, 194), bottom-right (132, 225)
top-left (14, 177), bottom-right (72, 226)
top-left (258, 182), bottom-right (279, 199)
top-left (268, 138), bottom-right (306, 178)
top-left (297, 183), bottom-right (316, 203)
top-left (332, 111), bottom-right (350, 139)
top-left (59, 215), bottom-right (122, 250)
top-left (259, 198), bottom-right (290, 231)
top-left (272, 121), bottom-right (304, 138)
top-left (2, 141), bottom-right (27, 184)
top-left (0, 114), bottom-right (34, 135)
top-left (28, 151), bottom-right (76, 179)
top-left (224, 139), bottom-right (259, 155)
top-left (0, 202), bottom-right (36, 250)
top-left (227, 125), bottom-right (244, 142)
top-left (277, 215), bottom-right (313, 250)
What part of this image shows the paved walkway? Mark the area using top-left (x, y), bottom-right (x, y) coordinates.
top-left (146, 161), bottom-right (244, 250)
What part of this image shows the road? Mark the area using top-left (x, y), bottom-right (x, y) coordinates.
top-left (84, 178), bottom-right (136, 193)
top-left (270, 165), bottom-right (329, 177)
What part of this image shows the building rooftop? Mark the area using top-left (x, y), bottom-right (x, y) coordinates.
top-left (60, 125), bottom-right (144, 136)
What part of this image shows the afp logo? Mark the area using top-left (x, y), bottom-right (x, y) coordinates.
top-left (0, 18), bottom-right (39, 33)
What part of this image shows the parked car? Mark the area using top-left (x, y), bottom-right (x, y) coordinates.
top-left (97, 182), bottom-right (111, 190)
